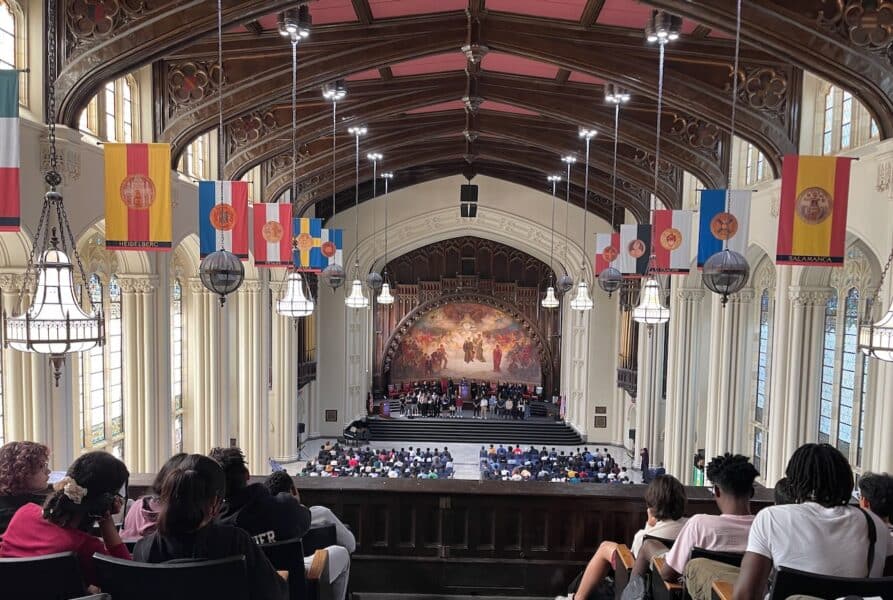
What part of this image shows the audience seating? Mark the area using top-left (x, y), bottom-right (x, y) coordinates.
top-left (767, 565), bottom-right (893, 599)
top-left (710, 580), bottom-right (733, 600)
top-left (0, 551), bottom-right (97, 600)
top-left (301, 524), bottom-right (337, 557)
top-left (688, 547), bottom-right (743, 567)
top-left (650, 555), bottom-right (683, 600)
top-left (612, 544), bottom-right (635, 600)
top-left (93, 553), bottom-right (250, 600)
top-left (260, 537), bottom-right (321, 600)
top-left (642, 535), bottom-right (676, 549)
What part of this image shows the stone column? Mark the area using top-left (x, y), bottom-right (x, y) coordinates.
top-left (703, 289), bottom-right (755, 463)
top-left (235, 280), bottom-right (269, 474)
top-left (663, 284), bottom-right (704, 483)
top-left (118, 275), bottom-right (161, 473)
top-left (269, 277), bottom-right (296, 459)
top-left (345, 305), bottom-right (367, 429)
top-left (185, 277), bottom-right (223, 454)
top-left (636, 322), bottom-right (666, 465)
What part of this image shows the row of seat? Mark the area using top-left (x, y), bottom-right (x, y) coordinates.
top-left (0, 525), bottom-right (338, 600)
top-left (610, 538), bottom-right (893, 600)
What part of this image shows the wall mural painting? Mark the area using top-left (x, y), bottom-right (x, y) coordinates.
top-left (391, 302), bottom-right (542, 385)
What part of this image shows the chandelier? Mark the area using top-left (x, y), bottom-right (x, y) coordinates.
top-left (277, 270), bottom-right (314, 318)
top-left (860, 246), bottom-right (893, 361)
top-left (571, 128), bottom-right (597, 312)
top-left (321, 79), bottom-right (347, 292)
top-left (598, 84), bottom-right (629, 297)
top-left (2, 0), bottom-right (104, 386)
top-left (345, 126), bottom-right (369, 309)
top-left (377, 172), bottom-right (395, 305)
top-left (633, 274), bottom-right (670, 326)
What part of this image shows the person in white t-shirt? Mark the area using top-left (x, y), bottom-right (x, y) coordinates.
top-left (557, 475), bottom-right (688, 600)
top-left (634, 453), bottom-right (758, 599)
top-left (733, 444), bottom-right (892, 600)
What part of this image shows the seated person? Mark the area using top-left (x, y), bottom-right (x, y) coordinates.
top-left (635, 453), bottom-right (758, 599)
top-left (133, 454), bottom-right (287, 600)
top-left (0, 451), bottom-right (130, 590)
top-left (121, 452), bottom-right (187, 540)
top-left (733, 444), bottom-right (892, 600)
top-left (0, 441), bottom-right (50, 535)
top-left (858, 471), bottom-right (893, 542)
top-left (210, 447), bottom-right (310, 545)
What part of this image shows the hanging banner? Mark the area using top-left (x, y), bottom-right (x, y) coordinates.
top-left (253, 202), bottom-right (292, 267)
top-left (618, 223), bottom-right (651, 277)
top-left (777, 155), bottom-right (854, 266)
top-left (320, 227), bottom-right (343, 267)
top-left (104, 143), bottom-right (172, 251)
top-left (652, 209), bottom-right (693, 274)
top-left (594, 232), bottom-right (620, 276)
top-left (292, 217), bottom-right (325, 271)
top-left (0, 71), bottom-right (19, 231)
top-left (697, 189), bottom-right (751, 268)
top-left (198, 181), bottom-right (249, 260)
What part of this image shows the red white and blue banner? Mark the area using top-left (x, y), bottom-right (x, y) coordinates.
top-left (697, 189), bottom-right (751, 268)
top-left (652, 209), bottom-right (693, 274)
top-left (253, 202), bottom-right (292, 267)
top-left (320, 227), bottom-right (343, 267)
top-left (198, 180), bottom-right (249, 260)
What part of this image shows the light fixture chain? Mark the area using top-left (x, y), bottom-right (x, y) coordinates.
top-left (610, 103), bottom-right (620, 231)
top-left (564, 160), bottom-right (571, 265)
top-left (332, 101), bottom-right (337, 216)
top-left (291, 39), bottom-right (298, 206)
top-left (871, 245), bottom-right (893, 311)
top-left (57, 197), bottom-right (90, 303)
top-left (216, 0), bottom-right (225, 250)
top-left (652, 41), bottom-right (665, 214)
top-left (549, 179), bottom-right (556, 280)
top-left (383, 176), bottom-right (388, 266)
top-left (724, 0), bottom-right (744, 246)
top-left (354, 132), bottom-right (360, 274)
top-left (583, 137), bottom-right (590, 271)
top-left (45, 0), bottom-right (59, 185)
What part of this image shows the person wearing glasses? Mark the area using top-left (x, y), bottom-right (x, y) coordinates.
top-left (0, 451), bottom-right (131, 589)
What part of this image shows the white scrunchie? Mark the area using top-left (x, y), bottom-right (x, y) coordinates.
top-left (56, 476), bottom-right (87, 505)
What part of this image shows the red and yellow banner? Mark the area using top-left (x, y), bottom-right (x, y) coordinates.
top-left (105, 143), bottom-right (172, 251)
top-left (777, 155), bottom-right (853, 266)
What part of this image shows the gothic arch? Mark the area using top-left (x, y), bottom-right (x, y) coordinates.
top-left (381, 292), bottom-right (554, 382)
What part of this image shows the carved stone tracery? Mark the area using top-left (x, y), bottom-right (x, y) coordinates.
top-left (227, 110), bottom-right (278, 154)
top-left (667, 115), bottom-right (722, 161)
top-left (814, 0), bottom-right (893, 64)
top-left (166, 60), bottom-right (224, 117)
top-left (729, 66), bottom-right (789, 121)
top-left (65, 0), bottom-right (148, 52)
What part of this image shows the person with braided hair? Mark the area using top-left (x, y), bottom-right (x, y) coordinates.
top-left (733, 444), bottom-right (891, 600)
top-left (634, 453), bottom-right (759, 599)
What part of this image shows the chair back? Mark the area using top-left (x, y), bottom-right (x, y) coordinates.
top-left (0, 551), bottom-right (86, 600)
top-left (768, 565), bottom-right (893, 600)
top-left (301, 525), bottom-right (337, 556)
top-left (642, 534), bottom-right (676, 550)
top-left (94, 553), bottom-right (249, 600)
top-left (688, 547), bottom-right (744, 567)
top-left (261, 537), bottom-right (309, 600)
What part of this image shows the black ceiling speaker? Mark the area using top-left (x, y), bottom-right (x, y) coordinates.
top-left (460, 184), bottom-right (478, 204)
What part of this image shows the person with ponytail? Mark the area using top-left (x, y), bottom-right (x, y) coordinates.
top-left (0, 451), bottom-right (131, 588)
top-left (133, 454), bottom-right (287, 600)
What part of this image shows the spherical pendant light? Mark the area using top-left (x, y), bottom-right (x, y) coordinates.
top-left (557, 273), bottom-right (574, 294)
top-left (598, 266), bottom-right (623, 296)
top-left (541, 286), bottom-right (559, 309)
top-left (366, 271), bottom-right (383, 291)
top-left (703, 249), bottom-right (750, 306)
top-left (321, 263), bottom-right (346, 291)
top-left (200, 249), bottom-right (245, 306)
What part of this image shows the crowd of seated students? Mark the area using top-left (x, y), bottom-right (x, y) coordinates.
top-left (299, 442), bottom-right (455, 479)
top-left (480, 445), bottom-right (631, 483)
top-left (557, 443), bottom-right (893, 600)
top-left (0, 441), bottom-right (356, 600)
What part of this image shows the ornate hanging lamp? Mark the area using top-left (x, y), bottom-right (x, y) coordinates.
top-left (598, 84), bottom-right (630, 297)
top-left (276, 18), bottom-right (314, 319)
top-left (557, 155), bottom-right (577, 294)
top-left (860, 246), bottom-right (893, 361)
top-left (570, 128), bottom-right (597, 312)
top-left (2, 0), bottom-right (104, 385)
top-left (542, 174), bottom-right (562, 309)
top-left (633, 10), bottom-right (678, 328)
top-left (701, 0), bottom-right (750, 304)
top-left (345, 126), bottom-right (369, 309)
top-left (320, 80), bottom-right (347, 292)
top-left (200, 0), bottom-right (245, 306)
top-left (377, 172), bottom-right (395, 305)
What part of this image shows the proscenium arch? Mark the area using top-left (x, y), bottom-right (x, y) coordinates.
top-left (380, 291), bottom-right (554, 383)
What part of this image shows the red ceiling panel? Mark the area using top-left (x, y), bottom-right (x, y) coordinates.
top-left (597, 0), bottom-right (697, 34)
top-left (309, 0), bottom-right (360, 25)
top-left (482, 52), bottom-right (559, 79)
top-left (405, 100), bottom-right (466, 114)
top-left (390, 53), bottom-right (467, 77)
top-left (369, 0), bottom-right (466, 19)
top-left (485, 0), bottom-right (588, 21)
top-left (481, 101), bottom-right (538, 116)
top-left (346, 68), bottom-right (381, 81)
top-left (568, 72), bottom-right (606, 85)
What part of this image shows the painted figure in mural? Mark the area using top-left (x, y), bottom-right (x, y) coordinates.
top-left (493, 344), bottom-right (502, 373)
top-left (437, 344), bottom-right (448, 369)
top-left (463, 337), bottom-right (474, 363)
top-left (474, 333), bottom-right (485, 362)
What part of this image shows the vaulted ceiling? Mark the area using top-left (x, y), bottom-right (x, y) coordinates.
top-left (55, 0), bottom-right (892, 224)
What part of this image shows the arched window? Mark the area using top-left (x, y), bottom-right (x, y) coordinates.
top-left (742, 141), bottom-right (769, 185)
top-left (840, 91), bottom-right (853, 150)
top-left (171, 278), bottom-right (184, 453)
top-left (752, 289), bottom-right (771, 474)
top-left (822, 87), bottom-right (835, 155)
top-left (78, 75), bottom-right (138, 142)
top-left (818, 288), bottom-right (869, 468)
top-left (0, 1), bottom-right (15, 70)
top-left (79, 273), bottom-right (124, 457)
top-left (870, 119), bottom-right (879, 140)
top-left (180, 132), bottom-right (210, 179)
top-left (242, 165), bottom-right (261, 202)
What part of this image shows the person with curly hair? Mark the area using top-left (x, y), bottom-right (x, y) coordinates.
top-left (634, 453), bottom-right (759, 600)
top-left (0, 451), bottom-right (130, 588)
top-left (0, 441), bottom-right (51, 534)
